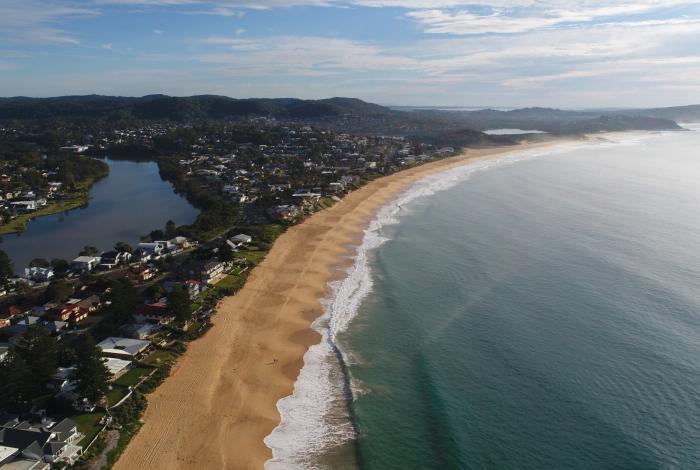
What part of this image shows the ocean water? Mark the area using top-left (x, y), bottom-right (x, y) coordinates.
top-left (266, 126), bottom-right (700, 470)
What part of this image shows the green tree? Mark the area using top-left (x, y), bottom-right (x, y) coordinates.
top-left (0, 352), bottom-right (35, 410)
top-left (165, 220), bottom-right (177, 238)
top-left (45, 279), bottom-right (73, 303)
top-left (167, 286), bottom-right (191, 327)
top-left (108, 279), bottom-right (140, 325)
top-left (149, 229), bottom-right (165, 241)
top-left (74, 334), bottom-right (110, 403)
top-left (114, 241), bottom-right (133, 253)
top-left (0, 249), bottom-right (14, 285)
top-left (50, 258), bottom-right (70, 277)
top-left (79, 245), bottom-right (99, 256)
top-left (145, 283), bottom-right (164, 301)
top-left (17, 324), bottom-right (58, 392)
top-left (218, 242), bottom-right (234, 262)
top-left (29, 258), bottom-right (50, 268)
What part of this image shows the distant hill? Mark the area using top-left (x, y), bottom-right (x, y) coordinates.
top-left (0, 95), bottom-right (689, 141)
top-left (0, 95), bottom-right (394, 121)
top-left (409, 107), bottom-right (684, 133)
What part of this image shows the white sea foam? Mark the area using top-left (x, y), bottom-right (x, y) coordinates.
top-left (263, 136), bottom-right (647, 469)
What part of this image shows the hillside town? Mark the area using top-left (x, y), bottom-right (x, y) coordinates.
top-left (0, 119), bottom-right (455, 468)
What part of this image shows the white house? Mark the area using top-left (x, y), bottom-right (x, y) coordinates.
top-left (97, 337), bottom-right (151, 360)
top-left (70, 256), bottom-right (101, 273)
top-left (24, 267), bottom-right (54, 283)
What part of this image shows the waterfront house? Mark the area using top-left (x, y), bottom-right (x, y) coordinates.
top-left (229, 234), bottom-right (253, 247)
top-left (97, 337), bottom-right (151, 361)
top-left (24, 267), bottom-right (54, 283)
top-left (70, 256), bottom-right (101, 274)
top-left (132, 303), bottom-right (174, 325)
top-left (267, 204), bottom-right (300, 221)
top-left (0, 417), bottom-right (82, 467)
top-left (164, 280), bottom-right (200, 299)
top-left (136, 242), bottom-right (165, 258)
top-left (201, 261), bottom-right (226, 285)
top-left (125, 323), bottom-right (161, 340)
top-left (99, 251), bottom-right (132, 269)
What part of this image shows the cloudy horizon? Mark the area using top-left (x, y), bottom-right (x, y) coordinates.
top-left (1, 0), bottom-right (699, 108)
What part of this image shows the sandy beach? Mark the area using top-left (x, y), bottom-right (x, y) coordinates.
top-left (113, 141), bottom-right (561, 470)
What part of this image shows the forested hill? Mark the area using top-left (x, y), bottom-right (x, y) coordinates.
top-left (0, 95), bottom-right (691, 138)
top-left (0, 95), bottom-right (393, 121)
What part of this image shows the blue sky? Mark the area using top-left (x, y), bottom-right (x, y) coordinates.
top-left (1, 1), bottom-right (700, 108)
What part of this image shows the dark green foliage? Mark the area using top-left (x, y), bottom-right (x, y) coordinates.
top-left (0, 249), bottom-right (13, 285)
top-left (51, 258), bottom-right (70, 277)
top-left (218, 242), bottom-right (234, 262)
top-left (114, 241), bottom-right (133, 253)
top-left (15, 324), bottom-right (58, 393)
top-left (167, 286), bottom-right (191, 326)
top-left (45, 279), bottom-right (74, 303)
top-left (165, 220), bottom-right (177, 239)
top-left (79, 246), bottom-right (99, 256)
top-left (74, 334), bottom-right (111, 404)
top-left (0, 352), bottom-right (35, 410)
top-left (29, 258), bottom-right (50, 268)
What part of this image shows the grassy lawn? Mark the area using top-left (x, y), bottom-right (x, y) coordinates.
top-left (106, 385), bottom-right (130, 407)
top-left (113, 366), bottom-right (153, 387)
top-left (73, 412), bottom-right (106, 446)
top-left (142, 349), bottom-right (176, 366)
top-left (214, 274), bottom-right (245, 291)
top-left (0, 196), bottom-right (88, 235)
top-left (239, 249), bottom-right (266, 266)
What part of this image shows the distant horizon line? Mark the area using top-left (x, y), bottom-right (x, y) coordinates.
top-left (0, 93), bottom-right (698, 112)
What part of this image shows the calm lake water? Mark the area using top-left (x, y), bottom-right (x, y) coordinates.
top-left (1, 159), bottom-right (199, 273)
top-left (267, 127), bottom-right (700, 469)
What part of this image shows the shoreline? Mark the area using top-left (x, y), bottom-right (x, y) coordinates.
top-left (113, 139), bottom-right (567, 470)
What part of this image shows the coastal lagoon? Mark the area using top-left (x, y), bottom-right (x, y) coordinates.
top-left (267, 127), bottom-right (700, 469)
top-left (1, 158), bottom-right (199, 273)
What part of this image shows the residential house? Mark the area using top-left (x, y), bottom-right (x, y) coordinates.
top-left (98, 251), bottom-right (132, 270)
top-left (0, 417), bottom-right (82, 467)
top-left (70, 256), bottom-right (101, 274)
top-left (229, 234), bottom-right (253, 247)
top-left (164, 280), bottom-right (200, 299)
top-left (24, 267), bottom-right (54, 283)
top-left (267, 204), bottom-right (300, 220)
top-left (97, 337), bottom-right (151, 361)
top-left (201, 261), bottom-right (226, 285)
top-left (136, 242), bottom-right (165, 259)
top-left (130, 265), bottom-right (157, 283)
top-left (132, 303), bottom-right (173, 325)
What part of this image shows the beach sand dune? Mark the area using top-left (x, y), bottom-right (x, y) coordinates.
top-left (114, 143), bottom-right (552, 470)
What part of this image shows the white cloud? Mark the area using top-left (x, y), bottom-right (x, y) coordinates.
top-left (0, 0), bottom-right (98, 45)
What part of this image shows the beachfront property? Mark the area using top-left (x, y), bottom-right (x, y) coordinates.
top-left (97, 337), bottom-right (151, 361)
top-left (226, 233), bottom-right (253, 251)
top-left (201, 260), bottom-right (227, 285)
top-left (132, 302), bottom-right (174, 325)
top-left (164, 279), bottom-right (201, 299)
top-left (267, 205), bottom-right (301, 221)
top-left (0, 416), bottom-right (83, 467)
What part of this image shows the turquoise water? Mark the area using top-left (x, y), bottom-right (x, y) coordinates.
top-left (267, 128), bottom-right (700, 469)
